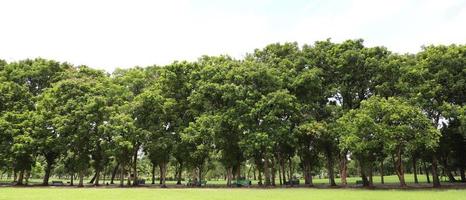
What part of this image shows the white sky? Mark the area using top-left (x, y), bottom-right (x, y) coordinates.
top-left (0, 0), bottom-right (465, 71)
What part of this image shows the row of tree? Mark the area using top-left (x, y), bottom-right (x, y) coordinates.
top-left (0, 39), bottom-right (464, 188)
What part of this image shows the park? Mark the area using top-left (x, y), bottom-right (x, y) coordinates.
top-left (1, 41), bottom-right (465, 200)
top-left (1, 1), bottom-right (466, 200)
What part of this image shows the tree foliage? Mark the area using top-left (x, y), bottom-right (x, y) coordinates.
top-left (0, 40), bottom-right (464, 188)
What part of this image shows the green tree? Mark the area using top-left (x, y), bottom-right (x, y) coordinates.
top-left (0, 80), bottom-right (34, 185)
top-left (188, 56), bottom-right (246, 186)
top-left (1, 59), bottom-right (71, 185)
top-left (134, 87), bottom-right (176, 187)
top-left (407, 44), bottom-right (466, 186)
top-left (182, 114), bottom-right (219, 183)
top-left (101, 107), bottom-right (138, 187)
top-left (157, 62), bottom-right (197, 185)
top-left (40, 74), bottom-right (108, 187)
top-left (246, 89), bottom-right (299, 186)
top-left (339, 96), bottom-right (440, 187)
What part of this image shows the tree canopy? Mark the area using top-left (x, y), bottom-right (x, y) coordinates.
top-left (0, 40), bottom-right (464, 188)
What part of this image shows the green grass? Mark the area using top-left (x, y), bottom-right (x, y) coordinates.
top-left (0, 188), bottom-right (465, 200)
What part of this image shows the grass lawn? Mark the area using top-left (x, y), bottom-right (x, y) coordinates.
top-left (0, 188), bottom-right (465, 200)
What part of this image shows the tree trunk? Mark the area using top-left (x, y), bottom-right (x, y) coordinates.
top-left (442, 157), bottom-right (456, 183)
top-left (103, 166), bottom-right (106, 185)
top-left (43, 161), bottom-right (53, 186)
top-left (177, 162), bottom-right (183, 185)
top-left (271, 158), bottom-right (276, 186)
top-left (17, 170), bottom-right (24, 185)
top-left (368, 165), bottom-right (373, 186)
top-left (94, 168), bottom-right (101, 186)
top-left (413, 157), bottom-right (418, 184)
top-left (423, 162), bottom-right (431, 183)
top-left (303, 159), bottom-right (312, 186)
top-left (25, 171), bottom-right (30, 185)
top-left (89, 172), bottom-right (97, 184)
top-left (247, 164), bottom-right (252, 179)
top-left (253, 167), bottom-right (257, 181)
top-left (236, 164), bottom-right (241, 179)
top-left (339, 152), bottom-right (348, 186)
top-left (119, 164), bottom-right (124, 187)
top-left (226, 167), bottom-right (233, 187)
top-left (394, 150), bottom-right (406, 187)
top-left (159, 166), bottom-right (163, 185)
top-left (111, 163), bottom-right (119, 184)
top-left (460, 167), bottom-right (466, 182)
top-left (13, 171), bottom-right (17, 182)
top-left (132, 150), bottom-right (138, 186)
top-left (326, 151), bottom-right (336, 186)
top-left (263, 155), bottom-right (271, 186)
top-left (432, 155), bottom-right (441, 188)
top-left (197, 165), bottom-right (203, 186)
top-left (70, 172), bottom-right (74, 186)
top-left (126, 169), bottom-right (131, 186)
top-left (151, 163), bottom-right (156, 184)
top-left (159, 164), bottom-right (164, 187)
top-left (281, 159), bottom-right (287, 184)
top-left (360, 163), bottom-right (369, 187)
top-left (288, 157), bottom-right (293, 181)
top-left (278, 165), bottom-right (282, 186)
top-left (160, 162), bottom-right (167, 188)
top-left (380, 161), bottom-right (384, 184)
top-left (258, 169), bottom-right (262, 185)
top-left (232, 166), bottom-right (236, 181)
top-left (78, 171), bottom-right (84, 187)
top-left (307, 166), bottom-right (313, 186)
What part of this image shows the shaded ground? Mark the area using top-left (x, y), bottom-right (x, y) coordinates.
top-left (1, 174), bottom-right (464, 189)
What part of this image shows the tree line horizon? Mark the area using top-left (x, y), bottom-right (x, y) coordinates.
top-left (0, 39), bottom-right (464, 188)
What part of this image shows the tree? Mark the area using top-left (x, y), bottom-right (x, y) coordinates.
top-left (32, 109), bottom-right (63, 186)
top-left (0, 59), bottom-right (71, 185)
top-left (339, 96), bottom-right (440, 187)
top-left (408, 44), bottom-right (466, 186)
top-left (337, 106), bottom-right (383, 187)
top-left (0, 80), bottom-right (34, 185)
top-left (188, 56), bottom-right (246, 186)
top-left (439, 104), bottom-right (466, 182)
top-left (0, 58), bottom-right (71, 96)
top-left (111, 67), bottom-right (153, 186)
top-left (155, 62), bottom-right (197, 186)
top-left (246, 89), bottom-right (299, 186)
top-left (134, 87), bottom-right (176, 187)
top-left (101, 107), bottom-right (138, 187)
top-left (2, 111), bottom-right (36, 185)
top-left (182, 114), bottom-right (219, 184)
top-left (301, 39), bottom-right (390, 186)
top-left (296, 121), bottom-right (325, 186)
top-left (0, 40), bottom-right (464, 189)
top-left (40, 73), bottom-right (108, 187)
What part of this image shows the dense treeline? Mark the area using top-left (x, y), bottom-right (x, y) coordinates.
top-left (0, 39), bottom-right (464, 188)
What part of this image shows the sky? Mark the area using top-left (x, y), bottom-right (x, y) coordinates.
top-left (0, 0), bottom-right (465, 71)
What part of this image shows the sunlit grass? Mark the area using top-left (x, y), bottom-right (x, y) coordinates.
top-left (1, 188), bottom-right (465, 200)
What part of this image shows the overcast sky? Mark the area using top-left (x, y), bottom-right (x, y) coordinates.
top-left (0, 0), bottom-right (465, 71)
